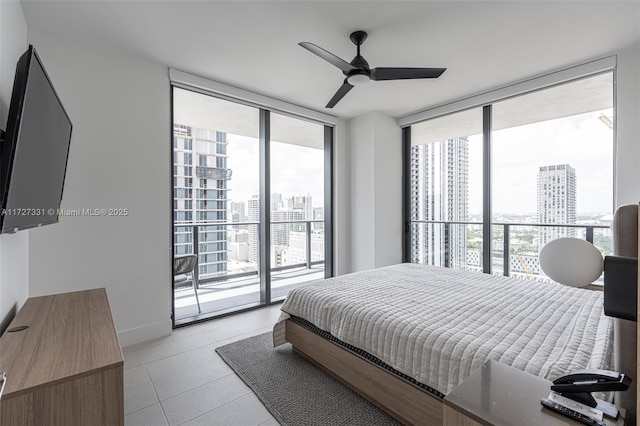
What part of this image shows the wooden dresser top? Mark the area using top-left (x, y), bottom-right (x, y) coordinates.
top-left (0, 288), bottom-right (123, 397)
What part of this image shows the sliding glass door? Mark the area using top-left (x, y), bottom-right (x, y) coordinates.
top-left (269, 113), bottom-right (327, 300)
top-left (171, 88), bottom-right (333, 325)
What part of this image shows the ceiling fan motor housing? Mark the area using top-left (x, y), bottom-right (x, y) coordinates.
top-left (347, 31), bottom-right (371, 76)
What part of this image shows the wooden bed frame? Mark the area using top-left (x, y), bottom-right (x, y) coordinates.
top-left (284, 319), bottom-right (444, 425)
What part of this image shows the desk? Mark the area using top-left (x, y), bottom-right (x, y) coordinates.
top-left (443, 360), bottom-right (625, 426)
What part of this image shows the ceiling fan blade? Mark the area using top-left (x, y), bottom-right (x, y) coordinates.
top-left (326, 81), bottom-right (354, 108)
top-left (299, 42), bottom-right (357, 74)
top-left (370, 67), bottom-right (446, 81)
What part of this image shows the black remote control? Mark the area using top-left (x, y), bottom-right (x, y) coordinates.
top-left (540, 398), bottom-right (606, 426)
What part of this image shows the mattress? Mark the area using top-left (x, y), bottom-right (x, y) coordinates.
top-left (275, 263), bottom-right (614, 396)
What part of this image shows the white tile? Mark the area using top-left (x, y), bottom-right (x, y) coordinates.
top-left (122, 345), bottom-right (144, 370)
top-left (125, 380), bottom-right (159, 415)
top-left (180, 393), bottom-right (273, 426)
top-left (209, 318), bottom-right (279, 341)
top-left (125, 305), bottom-right (285, 425)
top-left (145, 343), bottom-right (221, 382)
top-left (125, 403), bottom-right (168, 426)
top-left (171, 322), bottom-right (213, 339)
top-left (213, 326), bottom-right (274, 348)
top-left (137, 328), bottom-right (214, 350)
top-left (138, 333), bottom-right (216, 364)
top-left (258, 417), bottom-right (281, 426)
top-left (205, 306), bottom-right (282, 334)
top-left (124, 365), bottom-right (151, 389)
top-left (153, 357), bottom-right (234, 401)
top-left (160, 374), bottom-right (251, 425)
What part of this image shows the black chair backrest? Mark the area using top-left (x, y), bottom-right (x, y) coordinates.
top-left (174, 254), bottom-right (197, 276)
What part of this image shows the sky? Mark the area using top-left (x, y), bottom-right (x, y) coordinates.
top-left (224, 136), bottom-right (324, 209)
top-left (467, 109), bottom-right (613, 216)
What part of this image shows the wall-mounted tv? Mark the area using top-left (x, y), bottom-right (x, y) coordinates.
top-left (0, 45), bottom-right (72, 234)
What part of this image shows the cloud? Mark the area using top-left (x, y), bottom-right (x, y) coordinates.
top-left (467, 110), bottom-right (613, 215)
top-left (226, 135), bottom-right (324, 207)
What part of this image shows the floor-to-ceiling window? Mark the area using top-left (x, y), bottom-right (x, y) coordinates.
top-left (405, 68), bottom-right (614, 284)
top-left (409, 108), bottom-right (483, 271)
top-left (491, 72), bottom-right (613, 280)
top-left (171, 87), bottom-right (333, 326)
top-left (269, 112), bottom-right (326, 300)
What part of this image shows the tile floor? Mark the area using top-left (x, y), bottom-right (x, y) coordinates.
top-left (123, 304), bottom-right (283, 426)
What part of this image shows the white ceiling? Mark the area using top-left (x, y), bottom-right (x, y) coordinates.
top-left (20, 1), bottom-right (640, 120)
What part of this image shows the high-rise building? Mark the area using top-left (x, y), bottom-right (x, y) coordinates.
top-left (173, 125), bottom-right (231, 278)
top-left (271, 209), bottom-right (306, 247)
top-left (288, 230), bottom-right (325, 265)
top-left (246, 194), bottom-right (316, 267)
top-left (229, 201), bottom-right (246, 223)
top-left (291, 195), bottom-right (313, 220)
top-left (537, 164), bottom-right (576, 247)
top-left (247, 194), bottom-right (260, 264)
top-left (313, 207), bottom-right (324, 231)
top-left (410, 137), bottom-right (469, 267)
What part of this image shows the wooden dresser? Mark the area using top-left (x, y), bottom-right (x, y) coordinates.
top-left (0, 288), bottom-right (124, 425)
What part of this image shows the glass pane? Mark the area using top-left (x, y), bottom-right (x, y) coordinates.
top-left (410, 108), bottom-right (483, 271)
top-left (172, 88), bottom-right (261, 321)
top-left (492, 72), bottom-right (613, 282)
top-left (269, 113), bottom-right (325, 299)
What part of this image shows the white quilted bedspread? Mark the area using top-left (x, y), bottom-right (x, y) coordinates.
top-left (276, 263), bottom-right (614, 395)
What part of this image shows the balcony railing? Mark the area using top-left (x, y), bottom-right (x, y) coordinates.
top-left (174, 220), bottom-right (324, 287)
top-left (410, 220), bottom-right (610, 278)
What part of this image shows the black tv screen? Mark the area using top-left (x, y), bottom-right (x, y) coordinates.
top-left (1, 45), bottom-right (72, 234)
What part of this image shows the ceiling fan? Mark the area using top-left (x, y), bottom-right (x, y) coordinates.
top-left (299, 30), bottom-right (446, 108)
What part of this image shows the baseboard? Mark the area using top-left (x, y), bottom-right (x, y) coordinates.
top-left (118, 319), bottom-right (171, 347)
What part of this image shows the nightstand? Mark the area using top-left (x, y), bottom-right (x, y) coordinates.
top-left (443, 360), bottom-right (626, 426)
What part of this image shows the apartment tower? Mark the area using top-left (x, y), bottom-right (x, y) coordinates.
top-left (410, 137), bottom-right (469, 267)
top-left (537, 164), bottom-right (577, 247)
top-left (173, 125), bottom-right (231, 278)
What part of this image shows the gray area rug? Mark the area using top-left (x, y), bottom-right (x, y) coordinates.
top-left (215, 332), bottom-right (400, 426)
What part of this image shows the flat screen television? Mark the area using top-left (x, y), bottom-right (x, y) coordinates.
top-left (0, 45), bottom-right (72, 234)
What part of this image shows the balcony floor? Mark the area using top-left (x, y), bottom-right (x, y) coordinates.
top-left (174, 265), bottom-right (325, 323)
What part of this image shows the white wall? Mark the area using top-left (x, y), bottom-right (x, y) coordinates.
top-left (333, 118), bottom-right (351, 276)
top-left (372, 114), bottom-right (403, 267)
top-left (349, 114), bottom-right (375, 271)
top-left (615, 41), bottom-right (640, 207)
top-left (26, 29), bottom-right (172, 346)
top-left (0, 0), bottom-right (29, 333)
top-left (348, 112), bottom-right (402, 272)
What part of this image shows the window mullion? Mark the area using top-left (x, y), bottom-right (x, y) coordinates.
top-left (259, 109), bottom-right (271, 303)
top-left (482, 105), bottom-right (492, 274)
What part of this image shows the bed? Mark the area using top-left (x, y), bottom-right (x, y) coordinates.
top-left (273, 263), bottom-right (619, 425)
